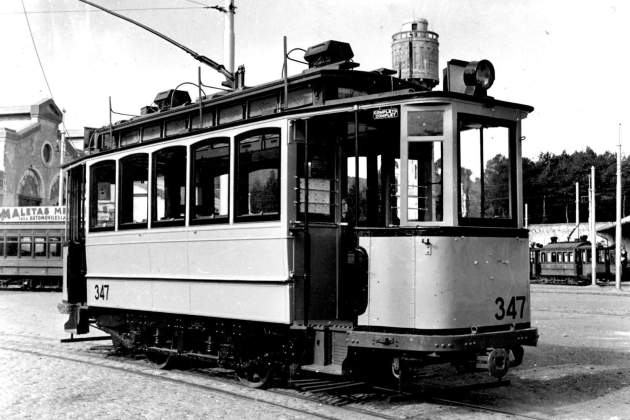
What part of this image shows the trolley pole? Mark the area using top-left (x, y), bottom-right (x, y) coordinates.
top-left (615, 123), bottom-right (622, 290)
top-left (591, 166), bottom-right (596, 286)
top-left (224, 0), bottom-right (235, 74)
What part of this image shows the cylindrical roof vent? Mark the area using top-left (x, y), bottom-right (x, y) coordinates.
top-left (392, 19), bottom-right (439, 90)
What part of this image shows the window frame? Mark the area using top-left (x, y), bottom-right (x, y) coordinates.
top-left (400, 104), bottom-right (448, 226)
top-left (151, 145), bottom-right (187, 228)
top-left (118, 153), bottom-right (149, 230)
top-left (234, 128), bottom-right (282, 223)
top-left (456, 113), bottom-right (517, 228)
top-left (190, 137), bottom-right (231, 225)
top-left (89, 160), bottom-right (117, 232)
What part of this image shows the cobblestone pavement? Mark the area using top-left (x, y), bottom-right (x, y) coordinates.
top-left (1, 288), bottom-right (630, 419)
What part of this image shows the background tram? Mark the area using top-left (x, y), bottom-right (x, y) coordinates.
top-left (532, 238), bottom-right (627, 284)
top-left (60, 35), bottom-right (537, 386)
top-left (0, 206), bottom-right (65, 290)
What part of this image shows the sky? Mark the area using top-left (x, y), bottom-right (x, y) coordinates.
top-left (0, 0), bottom-right (629, 159)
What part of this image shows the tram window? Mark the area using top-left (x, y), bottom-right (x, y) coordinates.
top-left (119, 154), bottom-right (149, 228)
top-left (339, 109), bottom-right (400, 227)
top-left (101, 133), bottom-right (115, 150)
top-left (407, 141), bottom-right (442, 222)
top-left (33, 237), bottom-right (46, 258)
top-left (408, 111), bottom-right (443, 137)
top-left (190, 109), bottom-right (214, 129)
top-left (344, 156), bottom-right (368, 224)
top-left (0, 237), bottom-right (3, 257)
top-left (142, 124), bottom-right (162, 141)
top-left (152, 146), bottom-right (186, 226)
top-left (19, 237), bottom-right (32, 258)
top-left (459, 116), bottom-right (514, 225)
top-left (287, 88), bottom-right (313, 108)
top-left (541, 253), bottom-right (547, 263)
top-left (235, 129), bottom-right (280, 220)
top-left (551, 252), bottom-right (556, 262)
top-left (120, 129), bottom-right (140, 147)
top-left (49, 237), bottom-right (61, 258)
top-left (219, 104), bottom-right (244, 125)
top-left (89, 160), bottom-right (116, 231)
top-left (191, 138), bottom-right (230, 223)
top-left (568, 252), bottom-right (574, 262)
top-left (165, 118), bottom-right (188, 136)
top-left (249, 95), bottom-right (278, 118)
top-left (5, 236), bottom-right (18, 257)
top-left (296, 130), bottom-right (336, 222)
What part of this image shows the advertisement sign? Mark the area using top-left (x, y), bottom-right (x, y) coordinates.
top-left (0, 206), bottom-right (66, 223)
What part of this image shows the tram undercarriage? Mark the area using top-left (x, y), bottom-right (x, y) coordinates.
top-left (77, 307), bottom-right (536, 388)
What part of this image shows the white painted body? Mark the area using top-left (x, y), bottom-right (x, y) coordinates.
top-left (85, 223), bottom-right (292, 323)
top-left (358, 235), bottom-right (530, 330)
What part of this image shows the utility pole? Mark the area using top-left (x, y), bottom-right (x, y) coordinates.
top-left (591, 166), bottom-right (596, 286)
top-left (524, 203), bottom-right (528, 228)
top-left (575, 182), bottom-right (580, 239)
top-left (616, 123), bottom-right (622, 290)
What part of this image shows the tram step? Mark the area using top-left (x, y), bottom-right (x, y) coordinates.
top-left (300, 363), bottom-right (343, 375)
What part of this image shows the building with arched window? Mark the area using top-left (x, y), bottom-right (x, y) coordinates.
top-left (0, 99), bottom-right (78, 206)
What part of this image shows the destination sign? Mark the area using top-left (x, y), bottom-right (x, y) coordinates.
top-left (0, 206), bottom-right (66, 223)
top-left (373, 108), bottom-right (399, 120)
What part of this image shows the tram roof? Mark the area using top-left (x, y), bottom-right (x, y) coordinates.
top-left (541, 241), bottom-right (590, 250)
top-left (68, 68), bottom-right (533, 167)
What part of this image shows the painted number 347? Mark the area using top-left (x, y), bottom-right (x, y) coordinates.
top-left (494, 296), bottom-right (526, 320)
top-left (94, 284), bottom-right (109, 301)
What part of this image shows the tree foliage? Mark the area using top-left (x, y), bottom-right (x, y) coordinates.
top-left (523, 148), bottom-right (630, 223)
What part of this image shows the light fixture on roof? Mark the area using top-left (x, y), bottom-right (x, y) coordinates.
top-left (443, 59), bottom-right (496, 97)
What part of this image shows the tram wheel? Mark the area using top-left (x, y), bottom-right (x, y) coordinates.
top-left (236, 361), bottom-right (273, 389)
top-left (146, 351), bottom-right (176, 370)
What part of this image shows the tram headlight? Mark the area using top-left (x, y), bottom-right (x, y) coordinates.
top-left (463, 60), bottom-right (495, 94)
top-left (442, 58), bottom-right (495, 97)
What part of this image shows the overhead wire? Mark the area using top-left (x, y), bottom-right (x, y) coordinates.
top-left (1, 6), bottom-right (208, 15)
top-left (20, 0), bottom-right (73, 156)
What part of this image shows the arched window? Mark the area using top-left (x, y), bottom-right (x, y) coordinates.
top-left (119, 153), bottom-right (148, 229)
top-left (235, 128), bottom-right (281, 221)
top-left (18, 169), bottom-right (42, 206)
top-left (152, 146), bottom-right (186, 227)
top-left (191, 137), bottom-right (229, 224)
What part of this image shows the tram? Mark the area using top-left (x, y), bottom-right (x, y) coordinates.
top-left (533, 238), bottom-right (627, 284)
top-left (0, 206), bottom-right (65, 290)
top-left (60, 37), bottom-right (537, 386)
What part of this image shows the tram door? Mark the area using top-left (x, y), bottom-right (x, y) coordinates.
top-left (292, 111), bottom-right (400, 322)
top-left (64, 164), bottom-right (86, 304)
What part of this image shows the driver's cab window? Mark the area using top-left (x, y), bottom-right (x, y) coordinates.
top-left (400, 106), bottom-right (446, 225)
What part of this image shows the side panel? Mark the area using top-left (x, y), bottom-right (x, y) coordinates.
top-left (358, 235), bottom-right (530, 330)
top-left (359, 236), bottom-right (415, 328)
top-left (86, 278), bottom-right (291, 323)
top-left (86, 224), bottom-right (290, 281)
top-left (84, 223), bottom-right (292, 323)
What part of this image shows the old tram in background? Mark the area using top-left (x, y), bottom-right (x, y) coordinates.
top-left (60, 34), bottom-right (537, 386)
top-left (0, 206), bottom-right (65, 290)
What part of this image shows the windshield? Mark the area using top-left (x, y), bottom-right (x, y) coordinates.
top-left (458, 115), bottom-right (515, 226)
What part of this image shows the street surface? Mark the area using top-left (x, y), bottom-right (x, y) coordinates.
top-left (0, 285), bottom-right (629, 419)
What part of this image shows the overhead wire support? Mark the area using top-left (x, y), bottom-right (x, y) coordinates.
top-left (78, 0), bottom-right (235, 87)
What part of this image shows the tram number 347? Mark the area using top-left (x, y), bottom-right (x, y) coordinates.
top-left (494, 296), bottom-right (526, 320)
top-left (94, 284), bottom-right (110, 301)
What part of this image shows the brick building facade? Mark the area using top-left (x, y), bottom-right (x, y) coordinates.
top-left (0, 99), bottom-right (76, 207)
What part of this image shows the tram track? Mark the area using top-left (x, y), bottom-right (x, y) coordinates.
top-left (1, 334), bottom-right (550, 419)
